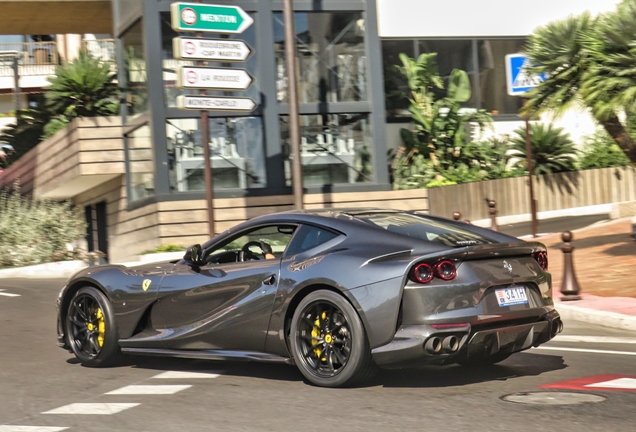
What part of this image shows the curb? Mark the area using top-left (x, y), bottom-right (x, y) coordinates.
top-left (556, 303), bottom-right (636, 332)
top-left (0, 261), bottom-right (87, 280)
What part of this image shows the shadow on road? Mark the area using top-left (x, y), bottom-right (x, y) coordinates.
top-left (374, 352), bottom-right (566, 388)
top-left (75, 351), bottom-right (566, 388)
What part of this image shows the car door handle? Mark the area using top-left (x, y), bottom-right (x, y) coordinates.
top-left (263, 275), bottom-right (276, 285)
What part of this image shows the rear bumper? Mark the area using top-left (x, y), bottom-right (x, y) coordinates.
top-left (371, 310), bottom-right (561, 367)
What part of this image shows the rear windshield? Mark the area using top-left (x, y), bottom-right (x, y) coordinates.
top-left (354, 213), bottom-right (496, 247)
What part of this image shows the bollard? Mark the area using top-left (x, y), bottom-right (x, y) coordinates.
top-left (560, 230), bottom-right (582, 301)
top-left (488, 200), bottom-right (498, 232)
top-left (453, 212), bottom-right (461, 221)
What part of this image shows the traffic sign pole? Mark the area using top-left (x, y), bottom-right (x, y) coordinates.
top-left (283, 0), bottom-right (303, 210)
top-left (196, 0), bottom-right (214, 237)
top-left (506, 53), bottom-right (543, 238)
top-left (525, 114), bottom-right (538, 238)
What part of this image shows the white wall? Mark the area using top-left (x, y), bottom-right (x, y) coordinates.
top-left (377, 0), bottom-right (622, 38)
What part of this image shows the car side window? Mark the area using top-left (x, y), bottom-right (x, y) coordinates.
top-left (285, 224), bottom-right (340, 257)
top-left (205, 225), bottom-right (297, 264)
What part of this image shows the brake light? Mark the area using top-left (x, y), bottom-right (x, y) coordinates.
top-left (411, 263), bottom-right (434, 284)
top-left (409, 260), bottom-right (457, 284)
top-left (533, 251), bottom-right (548, 270)
top-left (435, 260), bottom-right (457, 281)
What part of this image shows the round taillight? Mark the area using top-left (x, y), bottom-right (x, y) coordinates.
top-left (534, 251), bottom-right (548, 270)
top-left (411, 263), bottom-right (434, 283)
top-left (435, 260), bottom-right (457, 281)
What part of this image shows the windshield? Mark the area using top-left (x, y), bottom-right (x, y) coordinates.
top-left (354, 213), bottom-right (496, 247)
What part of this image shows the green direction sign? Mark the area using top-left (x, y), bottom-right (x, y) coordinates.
top-left (171, 3), bottom-right (254, 33)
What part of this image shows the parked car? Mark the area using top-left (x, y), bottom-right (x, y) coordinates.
top-left (57, 209), bottom-right (561, 387)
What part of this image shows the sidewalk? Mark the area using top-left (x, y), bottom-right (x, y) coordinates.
top-left (535, 217), bottom-right (636, 331)
top-left (0, 218), bottom-right (635, 331)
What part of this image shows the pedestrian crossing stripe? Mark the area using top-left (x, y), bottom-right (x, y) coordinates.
top-left (42, 403), bottom-right (140, 415)
top-left (151, 370), bottom-right (222, 379)
top-left (0, 289), bottom-right (20, 297)
top-left (0, 427), bottom-right (68, 432)
top-left (106, 385), bottom-right (191, 395)
top-left (539, 374), bottom-right (636, 392)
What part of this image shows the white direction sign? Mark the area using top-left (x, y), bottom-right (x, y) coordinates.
top-left (173, 37), bottom-right (253, 62)
top-left (505, 53), bottom-right (546, 96)
top-left (176, 66), bottom-right (254, 90)
top-left (177, 95), bottom-right (257, 111)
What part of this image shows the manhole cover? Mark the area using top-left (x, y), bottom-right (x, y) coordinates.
top-left (502, 391), bottom-right (606, 405)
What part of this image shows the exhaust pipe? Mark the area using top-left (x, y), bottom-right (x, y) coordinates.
top-left (424, 337), bottom-right (443, 354)
top-left (551, 319), bottom-right (564, 337)
top-left (442, 335), bottom-right (459, 353)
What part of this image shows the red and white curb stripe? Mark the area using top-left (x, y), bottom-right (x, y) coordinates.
top-left (540, 374), bottom-right (636, 392)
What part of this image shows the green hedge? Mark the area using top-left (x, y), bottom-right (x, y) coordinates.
top-left (0, 187), bottom-right (86, 268)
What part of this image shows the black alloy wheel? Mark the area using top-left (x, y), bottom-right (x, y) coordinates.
top-left (290, 290), bottom-right (376, 387)
top-left (66, 286), bottom-right (120, 367)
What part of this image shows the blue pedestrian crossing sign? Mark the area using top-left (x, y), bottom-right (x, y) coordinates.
top-left (505, 53), bottom-right (545, 96)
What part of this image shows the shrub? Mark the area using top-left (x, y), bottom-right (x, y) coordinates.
top-left (509, 123), bottom-right (578, 175)
top-left (140, 244), bottom-right (186, 255)
top-left (578, 130), bottom-right (632, 170)
top-left (0, 186), bottom-right (86, 268)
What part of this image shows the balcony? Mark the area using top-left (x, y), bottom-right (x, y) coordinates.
top-left (0, 39), bottom-right (117, 92)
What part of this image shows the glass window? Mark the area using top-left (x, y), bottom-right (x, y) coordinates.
top-left (382, 40), bottom-right (414, 118)
top-left (121, 20), bottom-right (148, 119)
top-left (159, 12), bottom-right (260, 108)
top-left (354, 212), bottom-right (497, 247)
top-left (125, 125), bottom-right (154, 201)
top-left (280, 113), bottom-right (373, 187)
top-left (478, 39), bottom-right (525, 115)
top-left (205, 225), bottom-right (296, 264)
top-left (418, 39), bottom-right (476, 107)
top-left (285, 224), bottom-right (340, 257)
top-left (166, 116), bottom-right (266, 191)
top-left (274, 12), bottom-right (367, 103)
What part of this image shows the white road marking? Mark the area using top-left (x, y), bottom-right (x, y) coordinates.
top-left (0, 291), bottom-right (20, 297)
top-left (151, 371), bottom-right (222, 379)
top-left (553, 335), bottom-right (636, 344)
top-left (535, 346), bottom-right (636, 356)
top-left (0, 427), bottom-right (68, 432)
top-left (42, 403), bottom-right (140, 415)
top-left (586, 378), bottom-right (636, 389)
top-left (105, 385), bottom-right (191, 395)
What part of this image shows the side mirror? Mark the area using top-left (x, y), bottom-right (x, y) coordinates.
top-left (183, 244), bottom-right (203, 264)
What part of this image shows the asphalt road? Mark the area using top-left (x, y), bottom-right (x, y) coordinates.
top-left (1, 278), bottom-right (635, 432)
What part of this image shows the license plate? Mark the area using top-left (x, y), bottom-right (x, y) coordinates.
top-left (495, 287), bottom-right (528, 307)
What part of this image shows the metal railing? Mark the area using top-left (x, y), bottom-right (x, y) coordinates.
top-left (81, 39), bottom-right (116, 65)
top-left (0, 42), bottom-right (58, 66)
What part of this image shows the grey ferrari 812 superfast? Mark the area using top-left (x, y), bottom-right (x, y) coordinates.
top-left (57, 209), bottom-right (561, 387)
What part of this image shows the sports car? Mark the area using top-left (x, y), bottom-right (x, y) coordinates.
top-left (57, 209), bottom-right (562, 387)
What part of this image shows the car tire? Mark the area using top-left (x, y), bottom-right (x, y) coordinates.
top-left (290, 290), bottom-right (377, 388)
top-left (65, 286), bottom-right (121, 367)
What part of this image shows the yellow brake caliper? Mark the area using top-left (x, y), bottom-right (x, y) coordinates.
top-left (311, 311), bottom-right (328, 362)
top-left (96, 308), bottom-right (106, 347)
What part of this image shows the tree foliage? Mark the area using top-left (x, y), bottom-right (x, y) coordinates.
top-left (46, 51), bottom-right (119, 119)
top-left (522, 0), bottom-right (636, 162)
top-left (509, 123), bottom-right (578, 176)
top-left (578, 130), bottom-right (632, 170)
top-left (393, 53), bottom-right (494, 189)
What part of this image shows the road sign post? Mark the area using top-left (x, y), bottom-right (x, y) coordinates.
top-left (176, 66), bottom-right (254, 90)
top-left (176, 95), bottom-right (256, 111)
top-left (171, 1), bottom-right (257, 235)
top-left (505, 53), bottom-right (545, 238)
top-left (173, 37), bottom-right (253, 62)
top-left (171, 3), bottom-right (254, 33)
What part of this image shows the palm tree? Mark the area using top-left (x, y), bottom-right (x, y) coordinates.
top-left (509, 124), bottom-right (578, 176)
top-left (522, 3), bottom-right (636, 163)
top-left (580, 0), bottom-right (636, 161)
top-left (46, 51), bottom-right (119, 119)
